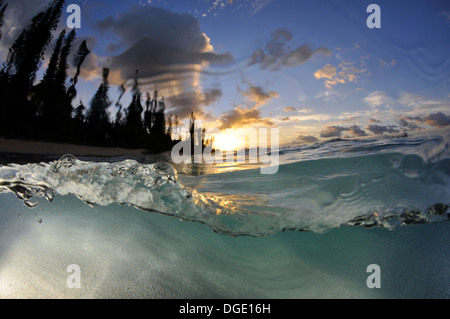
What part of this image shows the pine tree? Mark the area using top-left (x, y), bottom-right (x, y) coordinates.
top-left (55, 29), bottom-right (76, 121)
top-left (4, 0), bottom-right (65, 89)
top-left (35, 28), bottom-right (75, 134)
top-left (67, 40), bottom-right (90, 103)
top-left (123, 70), bottom-right (145, 147)
top-left (74, 101), bottom-right (85, 122)
top-left (167, 114), bottom-right (173, 137)
top-left (114, 83), bottom-right (126, 125)
top-left (0, 1), bottom-right (8, 125)
top-left (87, 67), bottom-right (111, 124)
top-left (0, 1), bottom-right (7, 40)
top-left (86, 68), bottom-right (112, 143)
top-left (0, 0), bottom-right (65, 136)
top-left (55, 29), bottom-right (75, 92)
top-left (42, 29), bottom-right (66, 87)
top-left (144, 92), bottom-right (153, 133)
top-left (125, 70), bottom-right (143, 128)
top-left (35, 29), bottom-right (66, 118)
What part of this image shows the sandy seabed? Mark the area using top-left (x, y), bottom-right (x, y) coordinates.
top-left (0, 192), bottom-right (449, 299)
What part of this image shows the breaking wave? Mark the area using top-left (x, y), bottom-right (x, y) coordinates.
top-left (1, 132), bottom-right (449, 237)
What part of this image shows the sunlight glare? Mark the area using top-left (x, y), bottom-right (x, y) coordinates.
top-left (214, 131), bottom-right (241, 151)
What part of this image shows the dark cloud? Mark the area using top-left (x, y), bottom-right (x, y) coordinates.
top-left (167, 88), bottom-right (222, 119)
top-left (320, 126), bottom-right (349, 138)
top-left (348, 125), bottom-right (368, 137)
top-left (296, 135), bottom-right (318, 143)
top-left (248, 29), bottom-right (331, 71)
top-left (406, 112), bottom-right (450, 128)
top-left (397, 119), bottom-right (422, 131)
top-left (366, 124), bottom-right (400, 135)
top-left (88, 5), bottom-right (233, 118)
top-left (95, 6), bottom-right (232, 80)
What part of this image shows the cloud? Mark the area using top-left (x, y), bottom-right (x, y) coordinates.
top-left (284, 106), bottom-right (295, 112)
top-left (377, 58), bottom-right (396, 68)
top-left (296, 135), bottom-right (318, 144)
top-left (397, 92), bottom-right (446, 112)
top-left (396, 118), bottom-right (422, 131)
top-left (241, 86), bottom-right (279, 107)
top-left (95, 6), bottom-right (232, 81)
top-left (249, 0), bottom-right (274, 15)
top-left (248, 29), bottom-right (331, 71)
top-left (217, 105), bottom-right (274, 130)
top-left (421, 112), bottom-right (450, 127)
top-left (314, 64), bottom-right (336, 80)
top-left (283, 45), bottom-right (331, 68)
top-left (348, 125), bottom-right (368, 137)
top-left (279, 114), bottom-right (331, 123)
top-left (167, 88), bottom-right (222, 119)
top-left (315, 60), bottom-right (369, 89)
top-left (363, 91), bottom-right (394, 108)
top-left (283, 106), bottom-right (313, 113)
top-left (297, 107), bottom-right (313, 114)
top-left (366, 124), bottom-right (400, 135)
top-left (216, 85), bottom-right (278, 130)
top-left (320, 126), bottom-right (350, 138)
top-left (319, 125), bottom-right (368, 138)
top-left (406, 112), bottom-right (450, 128)
top-left (86, 5), bottom-right (233, 118)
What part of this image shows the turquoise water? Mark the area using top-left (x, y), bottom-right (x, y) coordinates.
top-left (0, 133), bottom-right (449, 298)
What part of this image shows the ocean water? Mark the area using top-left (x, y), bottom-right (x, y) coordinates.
top-left (0, 132), bottom-right (449, 298)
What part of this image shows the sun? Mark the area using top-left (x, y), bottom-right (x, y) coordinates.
top-left (213, 131), bottom-right (242, 151)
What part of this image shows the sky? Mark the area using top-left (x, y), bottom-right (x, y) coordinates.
top-left (1, 0), bottom-right (450, 147)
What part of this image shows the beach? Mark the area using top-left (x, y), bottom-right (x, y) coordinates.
top-left (0, 137), bottom-right (169, 164)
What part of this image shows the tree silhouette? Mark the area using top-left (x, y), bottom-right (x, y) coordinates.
top-left (125, 70), bottom-right (144, 128)
top-left (35, 29), bottom-right (66, 119)
top-left (152, 96), bottom-right (166, 137)
top-left (33, 28), bottom-right (76, 136)
top-left (0, 0), bottom-right (65, 136)
top-left (0, 0), bottom-right (179, 153)
top-left (43, 30), bottom-right (66, 88)
top-left (144, 92), bottom-right (153, 133)
top-left (0, 1), bottom-right (7, 40)
top-left (55, 29), bottom-right (76, 123)
top-left (85, 68), bottom-right (112, 144)
top-left (74, 101), bottom-right (85, 123)
top-left (87, 68), bottom-right (111, 124)
top-left (114, 83), bottom-right (126, 125)
top-left (3, 0), bottom-right (64, 89)
top-left (67, 40), bottom-right (90, 103)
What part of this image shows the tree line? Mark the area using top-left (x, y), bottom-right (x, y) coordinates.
top-left (0, 0), bottom-right (188, 153)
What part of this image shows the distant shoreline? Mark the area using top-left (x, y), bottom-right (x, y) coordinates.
top-left (0, 137), bottom-right (172, 164)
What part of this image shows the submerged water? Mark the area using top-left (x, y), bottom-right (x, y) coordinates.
top-left (0, 132), bottom-right (449, 298)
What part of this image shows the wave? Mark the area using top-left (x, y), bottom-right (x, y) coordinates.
top-left (0, 133), bottom-right (449, 237)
